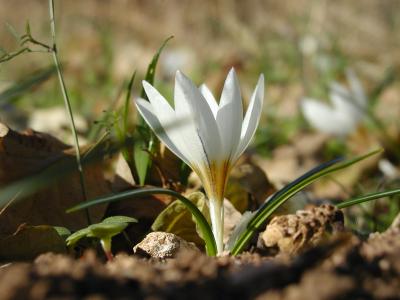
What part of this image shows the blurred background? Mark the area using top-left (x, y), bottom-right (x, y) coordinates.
top-left (0, 0), bottom-right (399, 232)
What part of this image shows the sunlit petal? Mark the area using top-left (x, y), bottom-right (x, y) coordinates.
top-left (216, 68), bottom-right (243, 160)
top-left (135, 98), bottom-right (190, 165)
top-left (234, 74), bottom-right (264, 160)
top-left (176, 71), bottom-right (222, 162)
top-left (199, 84), bottom-right (218, 118)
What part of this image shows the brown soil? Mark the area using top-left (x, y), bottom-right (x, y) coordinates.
top-left (0, 226), bottom-right (399, 300)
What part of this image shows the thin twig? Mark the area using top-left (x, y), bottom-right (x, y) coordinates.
top-left (48, 0), bottom-right (91, 224)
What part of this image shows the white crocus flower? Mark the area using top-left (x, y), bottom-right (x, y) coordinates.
top-left (301, 70), bottom-right (367, 136)
top-left (136, 68), bottom-right (264, 254)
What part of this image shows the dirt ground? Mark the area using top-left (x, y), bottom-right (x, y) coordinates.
top-left (0, 220), bottom-right (399, 300)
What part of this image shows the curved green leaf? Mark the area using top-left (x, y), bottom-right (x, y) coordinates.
top-left (102, 216), bottom-right (138, 224)
top-left (230, 148), bottom-right (382, 255)
top-left (336, 187), bottom-right (400, 209)
top-left (67, 187), bottom-right (217, 256)
top-left (135, 36), bottom-right (174, 185)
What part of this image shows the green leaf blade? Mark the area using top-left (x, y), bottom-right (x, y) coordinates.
top-left (67, 187), bottom-right (217, 256)
top-left (230, 148), bottom-right (382, 255)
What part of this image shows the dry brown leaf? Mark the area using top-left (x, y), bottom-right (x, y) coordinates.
top-left (0, 123), bottom-right (109, 236)
top-left (0, 224), bottom-right (67, 261)
top-left (227, 155), bottom-right (275, 212)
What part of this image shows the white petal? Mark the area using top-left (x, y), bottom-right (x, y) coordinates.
top-left (301, 98), bottom-right (356, 136)
top-left (346, 69), bottom-right (367, 108)
top-left (175, 71), bottom-right (222, 162)
top-left (199, 84), bottom-right (218, 118)
top-left (216, 68), bottom-right (243, 160)
top-left (141, 81), bottom-right (194, 162)
top-left (135, 98), bottom-right (190, 165)
top-left (142, 80), bottom-right (175, 125)
top-left (330, 82), bottom-right (352, 107)
top-left (330, 87), bottom-right (363, 122)
top-left (234, 74), bottom-right (264, 160)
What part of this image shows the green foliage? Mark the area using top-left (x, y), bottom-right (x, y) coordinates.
top-left (152, 192), bottom-right (210, 247)
top-left (67, 187), bottom-right (217, 256)
top-left (337, 188), bottom-right (400, 209)
top-left (66, 216), bottom-right (137, 258)
top-left (66, 149), bottom-right (397, 257)
top-left (229, 149), bottom-right (382, 255)
top-left (0, 66), bottom-right (56, 103)
top-left (52, 226), bottom-right (71, 239)
top-left (134, 36), bottom-right (174, 185)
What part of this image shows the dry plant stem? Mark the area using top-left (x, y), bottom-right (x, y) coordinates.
top-left (49, 0), bottom-right (91, 224)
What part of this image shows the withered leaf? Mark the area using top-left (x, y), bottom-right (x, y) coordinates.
top-left (0, 224), bottom-right (67, 261)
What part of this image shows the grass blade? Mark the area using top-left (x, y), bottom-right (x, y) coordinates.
top-left (66, 187), bottom-right (217, 256)
top-left (0, 66), bottom-right (56, 103)
top-left (140, 36), bottom-right (174, 100)
top-left (336, 188), bottom-right (400, 209)
top-left (230, 148), bottom-right (382, 255)
top-left (123, 71), bottom-right (136, 138)
top-left (134, 36), bottom-right (174, 185)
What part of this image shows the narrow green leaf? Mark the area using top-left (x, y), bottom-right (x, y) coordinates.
top-left (123, 71), bottom-right (136, 137)
top-left (66, 187), bottom-right (217, 256)
top-left (336, 187), bottom-right (400, 209)
top-left (134, 140), bottom-right (151, 185)
top-left (369, 67), bottom-right (396, 108)
top-left (5, 22), bottom-right (20, 42)
top-left (134, 36), bottom-right (174, 185)
top-left (140, 35), bottom-right (174, 99)
top-left (25, 20), bottom-right (31, 36)
top-left (0, 66), bottom-right (56, 103)
top-left (230, 148), bottom-right (382, 255)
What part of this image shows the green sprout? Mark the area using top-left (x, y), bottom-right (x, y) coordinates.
top-left (66, 216), bottom-right (137, 261)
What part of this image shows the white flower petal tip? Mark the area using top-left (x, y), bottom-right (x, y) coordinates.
top-left (199, 84), bottom-right (218, 117)
top-left (135, 69), bottom-right (265, 255)
top-left (302, 70), bottom-right (367, 137)
top-left (234, 74), bottom-right (265, 160)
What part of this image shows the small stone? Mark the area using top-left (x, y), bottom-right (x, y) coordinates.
top-left (133, 232), bottom-right (199, 259)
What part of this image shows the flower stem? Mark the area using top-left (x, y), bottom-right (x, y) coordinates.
top-left (100, 238), bottom-right (113, 261)
top-left (209, 198), bottom-right (224, 255)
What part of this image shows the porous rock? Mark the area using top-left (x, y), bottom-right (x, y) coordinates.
top-left (261, 204), bottom-right (344, 255)
top-left (133, 231), bottom-right (199, 259)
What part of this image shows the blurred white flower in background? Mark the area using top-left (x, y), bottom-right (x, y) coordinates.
top-left (301, 69), bottom-right (367, 136)
top-left (160, 48), bottom-right (194, 79)
top-left (299, 34), bottom-right (319, 57)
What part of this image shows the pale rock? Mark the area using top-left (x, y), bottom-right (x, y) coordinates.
top-left (133, 232), bottom-right (198, 259)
